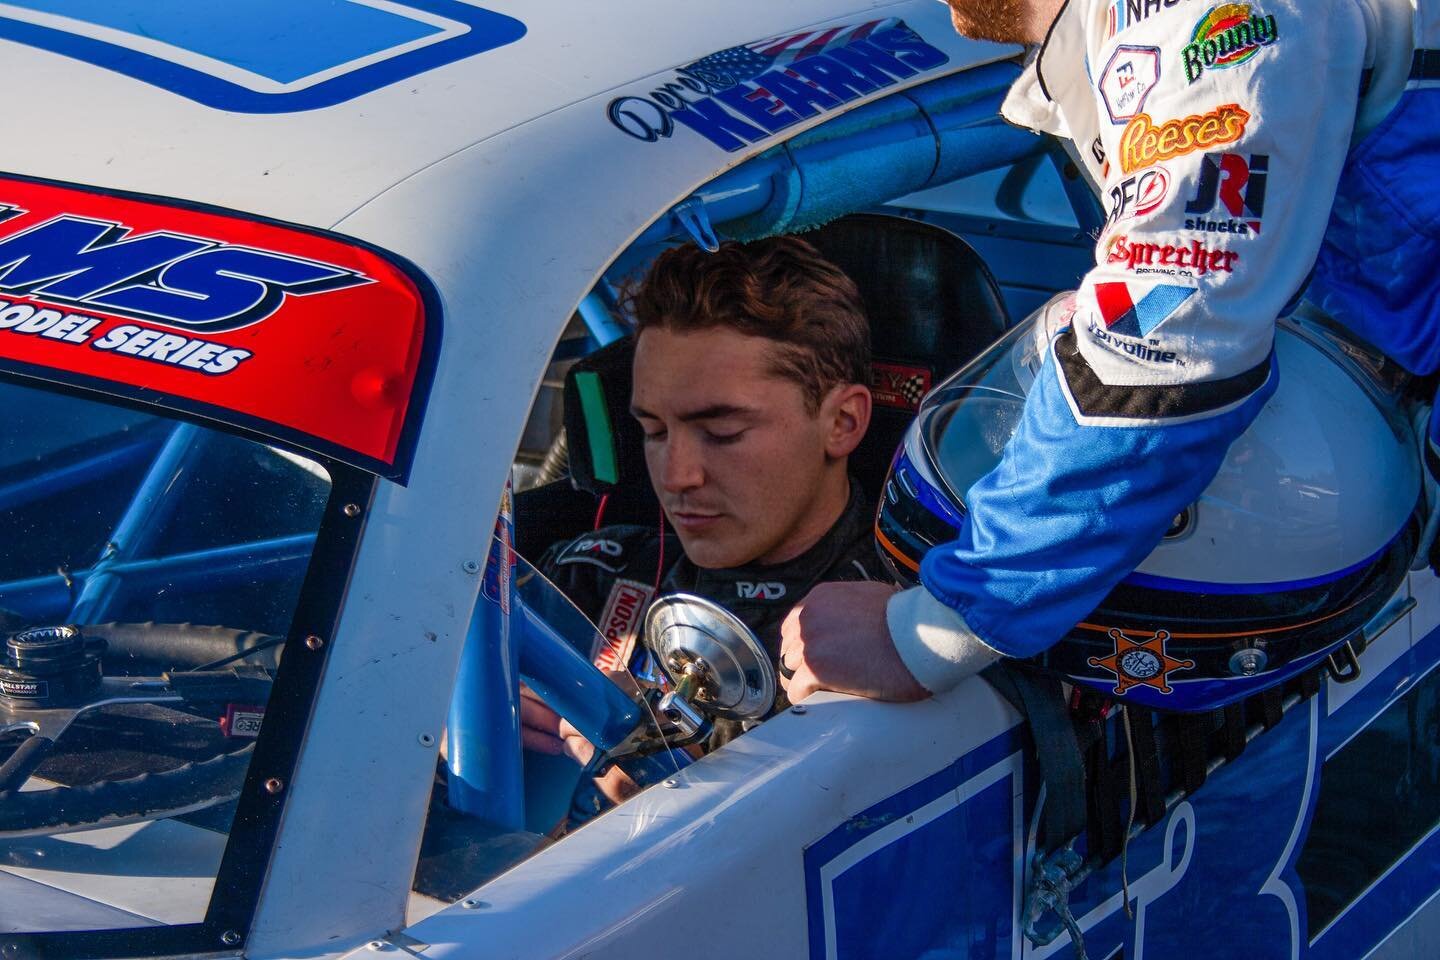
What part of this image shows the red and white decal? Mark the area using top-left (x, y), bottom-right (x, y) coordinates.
top-left (870, 361), bottom-right (932, 411)
top-left (591, 578), bottom-right (655, 671)
top-left (0, 176), bottom-right (434, 477)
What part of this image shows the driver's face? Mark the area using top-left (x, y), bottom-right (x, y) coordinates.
top-left (631, 326), bottom-right (843, 570)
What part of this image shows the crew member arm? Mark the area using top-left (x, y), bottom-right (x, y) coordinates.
top-left (890, 0), bottom-right (1370, 692)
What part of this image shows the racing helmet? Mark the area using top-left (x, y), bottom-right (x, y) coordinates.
top-left (877, 299), bottom-right (1423, 711)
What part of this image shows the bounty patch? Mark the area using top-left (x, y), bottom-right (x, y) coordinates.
top-left (1182, 4), bottom-right (1279, 84)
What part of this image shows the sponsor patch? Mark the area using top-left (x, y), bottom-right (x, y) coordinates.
top-left (1106, 166), bottom-right (1172, 228)
top-left (607, 18), bottom-right (949, 152)
top-left (736, 581), bottom-right (787, 600)
top-left (869, 361), bottom-right (931, 411)
top-left (1099, 45), bottom-right (1161, 124)
top-left (1184, 152), bottom-right (1267, 235)
top-left (1107, 0), bottom-right (1200, 39)
top-left (592, 579), bottom-right (655, 671)
top-left (1105, 234), bottom-right (1240, 278)
top-left (1120, 104), bottom-right (1250, 174)
top-left (1091, 135), bottom-right (1111, 179)
top-left (0, 677), bottom-right (46, 699)
top-left (1094, 280), bottom-right (1197, 337)
top-left (1088, 627), bottom-right (1196, 695)
top-left (221, 704), bottom-right (266, 738)
top-left (556, 536), bottom-right (626, 573)
top-left (1182, 4), bottom-right (1279, 84)
top-left (1086, 318), bottom-right (1181, 364)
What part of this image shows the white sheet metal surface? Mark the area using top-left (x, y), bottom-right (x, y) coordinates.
top-left (392, 680), bottom-right (1020, 960)
top-left (0, 818), bottom-right (223, 928)
top-left (0, 0), bottom-right (999, 228)
top-left (0, 869), bottom-right (155, 932)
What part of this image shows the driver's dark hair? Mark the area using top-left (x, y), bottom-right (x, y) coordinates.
top-left (624, 237), bottom-right (870, 411)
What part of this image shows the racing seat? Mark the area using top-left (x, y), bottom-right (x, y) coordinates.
top-left (515, 213), bottom-right (1010, 555)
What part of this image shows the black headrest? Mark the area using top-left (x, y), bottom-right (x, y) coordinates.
top-left (805, 213), bottom-right (1010, 496)
top-left (563, 215), bottom-right (1010, 514)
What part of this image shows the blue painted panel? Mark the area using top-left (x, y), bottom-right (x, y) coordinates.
top-left (784, 586), bottom-right (1440, 960)
top-left (1310, 827), bottom-right (1440, 960)
top-left (0, 0), bottom-right (526, 112)
top-left (804, 729), bottom-right (1022, 960)
top-left (10, 0), bottom-right (441, 83)
top-left (829, 777), bottom-right (1014, 960)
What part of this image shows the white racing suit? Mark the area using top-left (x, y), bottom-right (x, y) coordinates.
top-left (888, 0), bottom-right (1440, 691)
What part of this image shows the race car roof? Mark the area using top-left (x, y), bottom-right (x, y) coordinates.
top-left (0, 0), bottom-right (966, 228)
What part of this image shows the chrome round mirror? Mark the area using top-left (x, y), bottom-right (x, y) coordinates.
top-left (644, 593), bottom-right (776, 722)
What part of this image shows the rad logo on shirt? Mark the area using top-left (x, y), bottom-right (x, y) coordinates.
top-left (1100, 45), bottom-right (1161, 124)
top-left (1119, 103), bottom-right (1250, 173)
top-left (1106, 234), bottom-right (1241, 278)
top-left (573, 538), bottom-right (623, 557)
top-left (1106, 0), bottom-right (1200, 40)
top-left (1182, 4), bottom-right (1279, 84)
top-left (736, 581), bottom-right (786, 600)
top-left (1107, 166), bottom-right (1172, 227)
top-left (1184, 152), bottom-right (1268, 235)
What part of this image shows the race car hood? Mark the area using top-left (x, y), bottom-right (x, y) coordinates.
top-left (0, 0), bottom-right (962, 228)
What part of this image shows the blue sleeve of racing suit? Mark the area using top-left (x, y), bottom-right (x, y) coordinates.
top-left (919, 339), bottom-right (1275, 658)
top-left (895, 0), bottom-right (1374, 674)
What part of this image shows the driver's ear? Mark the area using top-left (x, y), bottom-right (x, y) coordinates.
top-left (822, 383), bottom-right (871, 460)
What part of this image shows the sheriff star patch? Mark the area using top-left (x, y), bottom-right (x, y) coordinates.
top-left (1088, 628), bottom-right (1196, 696)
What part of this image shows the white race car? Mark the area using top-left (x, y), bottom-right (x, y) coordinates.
top-left (0, 4), bottom-right (1436, 960)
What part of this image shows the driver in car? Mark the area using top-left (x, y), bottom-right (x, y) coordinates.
top-left (523, 235), bottom-right (889, 804)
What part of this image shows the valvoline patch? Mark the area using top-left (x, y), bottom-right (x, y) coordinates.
top-left (0, 175), bottom-right (437, 480)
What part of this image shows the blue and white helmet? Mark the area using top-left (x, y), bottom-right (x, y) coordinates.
top-left (876, 298), bottom-right (1424, 711)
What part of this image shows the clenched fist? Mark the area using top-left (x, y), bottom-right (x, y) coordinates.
top-left (778, 581), bottom-right (929, 704)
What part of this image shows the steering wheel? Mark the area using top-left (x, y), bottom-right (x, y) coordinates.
top-left (0, 622), bottom-right (277, 838)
